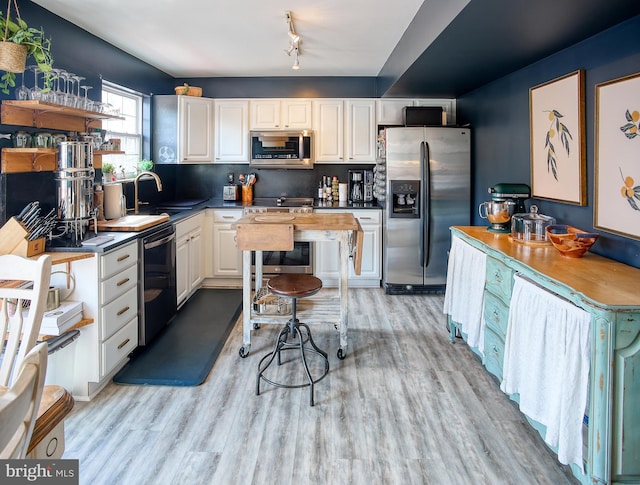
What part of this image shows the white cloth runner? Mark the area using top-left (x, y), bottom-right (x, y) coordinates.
top-left (443, 236), bottom-right (487, 352)
top-left (501, 274), bottom-right (590, 468)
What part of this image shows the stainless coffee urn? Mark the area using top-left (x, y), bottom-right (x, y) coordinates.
top-left (55, 141), bottom-right (96, 243)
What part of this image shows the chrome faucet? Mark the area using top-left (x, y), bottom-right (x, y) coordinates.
top-left (134, 171), bottom-right (162, 213)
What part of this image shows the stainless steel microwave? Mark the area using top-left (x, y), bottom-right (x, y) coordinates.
top-left (249, 130), bottom-right (314, 169)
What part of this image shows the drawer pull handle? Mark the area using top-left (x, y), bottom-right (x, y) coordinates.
top-left (117, 277), bottom-right (130, 286)
top-left (117, 338), bottom-right (130, 350)
top-left (117, 254), bottom-right (131, 262)
top-left (117, 306), bottom-right (130, 316)
top-left (494, 271), bottom-right (502, 283)
top-left (222, 216), bottom-right (234, 219)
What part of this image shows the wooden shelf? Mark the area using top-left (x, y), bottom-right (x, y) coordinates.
top-left (1, 148), bottom-right (124, 173)
top-left (1, 100), bottom-right (123, 132)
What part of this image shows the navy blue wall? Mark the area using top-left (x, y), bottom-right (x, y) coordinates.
top-left (457, 16), bottom-right (640, 268)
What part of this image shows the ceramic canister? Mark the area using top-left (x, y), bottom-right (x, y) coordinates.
top-left (104, 183), bottom-right (125, 220)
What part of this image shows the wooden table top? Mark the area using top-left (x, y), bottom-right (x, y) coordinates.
top-left (234, 212), bottom-right (361, 231)
top-left (454, 226), bottom-right (640, 307)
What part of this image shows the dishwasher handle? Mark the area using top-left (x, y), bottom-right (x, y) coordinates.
top-left (144, 232), bottom-right (175, 250)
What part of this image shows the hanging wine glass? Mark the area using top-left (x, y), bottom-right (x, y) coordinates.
top-left (62, 71), bottom-right (75, 107)
top-left (28, 65), bottom-right (42, 101)
top-left (41, 70), bottom-right (56, 103)
top-left (15, 71), bottom-right (29, 100)
top-left (49, 68), bottom-right (63, 105)
top-left (80, 85), bottom-right (93, 111)
top-left (73, 76), bottom-right (85, 109)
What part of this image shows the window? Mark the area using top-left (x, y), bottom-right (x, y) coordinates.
top-left (101, 82), bottom-right (143, 176)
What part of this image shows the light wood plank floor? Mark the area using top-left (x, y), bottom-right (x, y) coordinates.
top-left (64, 289), bottom-right (578, 485)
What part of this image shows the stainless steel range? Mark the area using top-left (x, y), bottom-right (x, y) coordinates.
top-left (244, 197), bottom-right (314, 275)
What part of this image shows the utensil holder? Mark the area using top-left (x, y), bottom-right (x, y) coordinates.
top-left (241, 185), bottom-right (253, 202)
top-left (0, 217), bottom-right (46, 257)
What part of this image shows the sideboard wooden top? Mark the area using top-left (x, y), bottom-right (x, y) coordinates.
top-left (453, 226), bottom-right (640, 308)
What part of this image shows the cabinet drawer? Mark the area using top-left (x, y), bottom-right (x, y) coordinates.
top-left (354, 210), bottom-right (381, 225)
top-left (175, 211), bottom-right (205, 238)
top-left (212, 210), bottom-right (243, 223)
top-left (102, 317), bottom-right (138, 376)
top-left (101, 264), bottom-right (138, 305)
top-left (483, 290), bottom-right (510, 338)
top-left (101, 243), bottom-right (138, 280)
top-left (483, 326), bottom-right (505, 381)
top-left (485, 256), bottom-right (514, 303)
top-left (100, 286), bottom-right (138, 340)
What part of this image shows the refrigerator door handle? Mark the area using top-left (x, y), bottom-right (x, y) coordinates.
top-left (419, 141), bottom-right (430, 268)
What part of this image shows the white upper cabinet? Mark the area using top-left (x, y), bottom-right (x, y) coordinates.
top-left (376, 99), bottom-right (412, 125)
top-left (313, 99), bottom-right (344, 162)
top-left (178, 96), bottom-right (214, 163)
top-left (214, 99), bottom-right (249, 162)
top-left (345, 99), bottom-right (376, 162)
top-left (250, 99), bottom-right (312, 130)
top-left (313, 99), bottom-right (375, 163)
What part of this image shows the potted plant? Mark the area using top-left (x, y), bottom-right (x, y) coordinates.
top-left (0, 2), bottom-right (54, 94)
top-left (102, 162), bottom-right (115, 183)
top-left (139, 159), bottom-right (154, 172)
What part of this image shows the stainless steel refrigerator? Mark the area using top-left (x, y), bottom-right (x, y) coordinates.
top-left (382, 126), bottom-right (471, 294)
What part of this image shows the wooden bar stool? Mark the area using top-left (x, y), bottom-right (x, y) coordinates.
top-left (256, 274), bottom-right (329, 406)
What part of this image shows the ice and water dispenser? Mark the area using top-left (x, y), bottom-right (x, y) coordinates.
top-left (390, 180), bottom-right (419, 218)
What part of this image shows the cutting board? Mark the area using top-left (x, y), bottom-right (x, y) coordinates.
top-left (92, 214), bottom-right (170, 232)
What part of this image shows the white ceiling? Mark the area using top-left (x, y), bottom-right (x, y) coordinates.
top-left (33, 0), bottom-right (461, 78)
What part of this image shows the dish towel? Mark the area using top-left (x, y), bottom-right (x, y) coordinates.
top-left (500, 274), bottom-right (590, 469)
top-left (443, 236), bottom-right (487, 352)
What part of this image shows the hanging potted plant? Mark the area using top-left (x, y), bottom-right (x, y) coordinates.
top-left (0, 0), bottom-right (54, 94)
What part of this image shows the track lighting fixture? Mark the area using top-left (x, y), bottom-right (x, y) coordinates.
top-left (285, 11), bottom-right (301, 70)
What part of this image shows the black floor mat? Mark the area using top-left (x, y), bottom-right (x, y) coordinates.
top-left (113, 288), bottom-right (242, 386)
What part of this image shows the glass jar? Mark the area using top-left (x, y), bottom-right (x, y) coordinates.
top-left (511, 205), bottom-right (556, 244)
top-left (12, 130), bottom-right (32, 148)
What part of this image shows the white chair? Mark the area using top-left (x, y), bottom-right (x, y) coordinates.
top-left (0, 342), bottom-right (48, 458)
top-left (0, 254), bottom-right (52, 387)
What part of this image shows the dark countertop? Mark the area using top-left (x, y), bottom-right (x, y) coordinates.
top-left (46, 198), bottom-right (383, 254)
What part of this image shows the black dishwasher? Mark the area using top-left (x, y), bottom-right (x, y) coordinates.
top-left (139, 225), bottom-right (177, 345)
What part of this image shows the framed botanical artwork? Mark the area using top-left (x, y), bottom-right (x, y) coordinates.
top-left (595, 71), bottom-right (640, 240)
top-left (529, 70), bottom-right (586, 205)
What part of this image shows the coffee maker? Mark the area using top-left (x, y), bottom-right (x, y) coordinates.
top-left (348, 170), bottom-right (364, 203)
top-left (479, 183), bottom-right (531, 232)
top-left (363, 170), bottom-right (374, 202)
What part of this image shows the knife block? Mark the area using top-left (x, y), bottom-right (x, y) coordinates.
top-left (0, 217), bottom-right (46, 257)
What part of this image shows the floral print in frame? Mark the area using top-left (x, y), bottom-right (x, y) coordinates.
top-left (595, 71), bottom-right (640, 240)
top-left (529, 70), bottom-right (586, 205)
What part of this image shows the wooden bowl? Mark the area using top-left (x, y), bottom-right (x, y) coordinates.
top-left (545, 225), bottom-right (599, 258)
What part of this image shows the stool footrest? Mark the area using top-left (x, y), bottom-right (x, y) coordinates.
top-left (257, 322), bottom-right (329, 406)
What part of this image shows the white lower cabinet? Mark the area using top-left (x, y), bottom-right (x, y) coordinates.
top-left (47, 240), bottom-right (139, 400)
top-left (176, 212), bottom-right (205, 306)
top-left (210, 209), bottom-right (243, 280)
top-left (314, 209), bottom-right (381, 287)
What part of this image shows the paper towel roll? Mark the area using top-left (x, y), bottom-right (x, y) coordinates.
top-left (339, 183), bottom-right (348, 202)
top-left (104, 183), bottom-right (124, 219)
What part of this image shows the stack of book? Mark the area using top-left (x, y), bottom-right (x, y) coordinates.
top-left (40, 300), bottom-right (84, 336)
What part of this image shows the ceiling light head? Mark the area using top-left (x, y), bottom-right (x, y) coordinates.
top-left (292, 50), bottom-right (300, 70)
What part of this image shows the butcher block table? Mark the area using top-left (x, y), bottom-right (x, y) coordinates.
top-left (234, 212), bottom-right (363, 359)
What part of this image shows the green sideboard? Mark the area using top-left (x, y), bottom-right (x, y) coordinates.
top-left (447, 226), bottom-right (640, 485)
